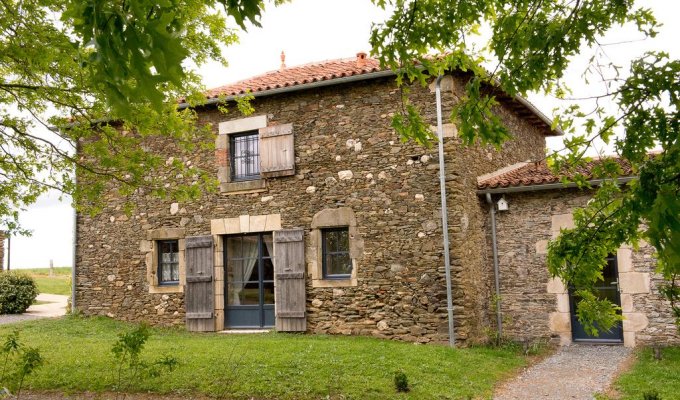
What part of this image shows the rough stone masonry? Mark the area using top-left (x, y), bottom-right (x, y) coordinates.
top-left (75, 74), bottom-right (548, 345)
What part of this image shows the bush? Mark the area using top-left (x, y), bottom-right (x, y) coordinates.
top-left (643, 391), bottom-right (661, 400)
top-left (394, 371), bottom-right (409, 393)
top-left (0, 272), bottom-right (39, 314)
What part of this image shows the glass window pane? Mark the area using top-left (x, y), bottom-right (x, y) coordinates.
top-left (263, 234), bottom-right (273, 258)
top-left (171, 263), bottom-right (179, 282)
top-left (262, 258), bottom-right (274, 281)
top-left (226, 236), bottom-right (239, 259)
top-left (161, 264), bottom-right (171, 282)
top-left (240, 281), bottom-right (260, 305)
top-left (263, 281), bottom-right (275, 305)
top-left (243, 259), bottom-right (259, 282)
top-left (329, 253), bottom-right (352, 276)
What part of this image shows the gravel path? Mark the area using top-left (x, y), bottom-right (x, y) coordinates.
top-left (0, 294), bottom-right (68, 325)
top-left (494, 345), bottom-right (632, 400)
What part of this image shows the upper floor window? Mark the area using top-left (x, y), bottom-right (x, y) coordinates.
top-left (230, 132), bottom-right (260, 181)
top-left (322, 227), bottom-right (352, 279)
top-left (158, 240), bottom-right (179, 285)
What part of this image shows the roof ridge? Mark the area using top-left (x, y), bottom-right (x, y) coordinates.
top-left (207, 56), bottom-right (379, 93)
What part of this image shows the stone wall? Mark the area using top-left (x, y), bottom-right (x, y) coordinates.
top-left (75, 74), bottom-right (547, 344)
top-left (490, 189), bottom-right (680, 346)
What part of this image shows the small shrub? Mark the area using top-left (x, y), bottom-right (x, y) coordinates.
top-left (394, 371), bottom-right (409, 393)
top-left (0, 272), bottom-right (39, 314)
top-left (643, 391), bottom-right (661, 400)
top-left (111, 324), bottom-right (178, 397)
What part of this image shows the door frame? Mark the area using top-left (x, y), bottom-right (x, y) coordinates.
top-left (569, 253), bottom-right (624, 343)
top-left (223, 232), bottom-right (275, 329)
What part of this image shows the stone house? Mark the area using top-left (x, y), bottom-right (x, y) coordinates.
top-left (477, 160), bottom-right (679, 347)
top-left (74, 53), bottom-right (678, 347)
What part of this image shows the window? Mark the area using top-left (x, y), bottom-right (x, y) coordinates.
top-left (158, 240), bottom-right (180, 285)
top-left (230, 132), bottom-right (260, 181)
top-left (322, 228), bottom-right (352, 279)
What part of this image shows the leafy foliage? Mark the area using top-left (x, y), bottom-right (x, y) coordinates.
top-left (0, 330), bottom-right (44, 398)
top-left (371, 1), bottom-right (679, 334)
top-left (0, 0), bottom-right (283, 233)
top-left (0, 272), bottom-right (38, 314)
top-left (111, 324), bottom-right (178, 395)
top-left (394, 370), bottom-right (409, 392)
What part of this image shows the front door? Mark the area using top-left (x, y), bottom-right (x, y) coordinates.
top-left (224, 233), bottom-right (275, 328)
top-left (569, 254), bottom-right (624, 343)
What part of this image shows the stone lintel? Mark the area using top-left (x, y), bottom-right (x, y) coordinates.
top-left (146, 227), bottom-right (186, 241)
top-left (210, 214), bottom-right (282, 235)
top-left (218, 115), bottom-right (267, 135)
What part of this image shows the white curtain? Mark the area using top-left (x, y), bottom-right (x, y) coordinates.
top-left (263, 234), bottom-right (275, 269)
top-left (228, 237), bottom-right (258, 305)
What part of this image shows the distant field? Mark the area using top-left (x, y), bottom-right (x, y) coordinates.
top-left (13, 267), bottom-right (72, 296)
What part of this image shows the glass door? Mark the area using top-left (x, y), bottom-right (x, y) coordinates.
top-left (569, 254), bottom-right (624, 343)
top-left (224, 233), bottom-right (275, 328)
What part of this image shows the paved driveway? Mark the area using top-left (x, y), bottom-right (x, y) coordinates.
top-left (0, 293), bottom-right (68, 325)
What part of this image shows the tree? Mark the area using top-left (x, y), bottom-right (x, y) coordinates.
top-left (1, 0), bottom-right (678, 333)
top-left (370, 0), bottom-right (679, 333)
top-left (0, 0), bottom-right (277, 232)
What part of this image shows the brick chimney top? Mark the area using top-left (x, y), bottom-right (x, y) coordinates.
top-left (280, 51), bottom-right (286, 71)
top-left (356, 52), bottom-right (367, 68)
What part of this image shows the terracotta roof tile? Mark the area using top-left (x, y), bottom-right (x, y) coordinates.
top-left (477, 158), bottom-right (635, 190)
top-left (192, 54), bottom-right (560, 136)
top-left (204, 57), bottom-right (383, 99)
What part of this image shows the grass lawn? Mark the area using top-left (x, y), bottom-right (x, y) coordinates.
top-left (16, 267), bottom-right (71, 296)
top-left (0, 316), bottom-right (532, 399)
top-left (614, 347), bottom-right (680, 399)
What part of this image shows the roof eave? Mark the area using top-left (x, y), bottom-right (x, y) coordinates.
top-left (177, 69), bottom-right (398, 110)
top-left (476, 176), bottom-right (636, 195)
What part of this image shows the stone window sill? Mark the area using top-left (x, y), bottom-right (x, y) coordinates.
top-left (149, 284), bottom-right (183, 294)
top-left (311, 278), bottom-right (357, 288)
top-left (220, 179), bottom-right (266, 194)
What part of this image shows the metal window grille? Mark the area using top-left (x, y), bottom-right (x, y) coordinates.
top-left (158, 240), bottom-right (180, 285)
top-left (230, 132), bottom-right (260, 181)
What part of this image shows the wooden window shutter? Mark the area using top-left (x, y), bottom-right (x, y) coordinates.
top-left (185, 235), bottom-right (215, 332)
top-left (274, 228), bottom-right (306, 332)
top-left (259, 123), bottom-right (295, 178)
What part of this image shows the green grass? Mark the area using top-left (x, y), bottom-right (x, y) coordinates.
top-left (14, 267), bottom-right (72, 295)
top-left (614, 347), bottom-right (680, 399)
top-left (0, 316), bottom-right (530, 399)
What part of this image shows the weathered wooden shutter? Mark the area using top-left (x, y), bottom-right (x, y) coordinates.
top-left (185, 235), bottom-right (215, 332)
top-left (259, 123), bottom-right (295, 178)
top-left (274, 228), bottom-right (306, 332)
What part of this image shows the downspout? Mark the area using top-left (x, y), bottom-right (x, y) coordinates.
top-left (435, 75), bottom-right (455, 347)
top-left (485, 193), bottom-right (502, 340)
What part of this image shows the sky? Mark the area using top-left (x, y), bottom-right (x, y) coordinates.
top-left (4, 0), bottom-right (679, 269)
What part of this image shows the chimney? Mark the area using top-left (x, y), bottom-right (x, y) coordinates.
top-left (356, 51), bottom-right (367, 68)
top-left (280, 51), bottom-right (286, 71)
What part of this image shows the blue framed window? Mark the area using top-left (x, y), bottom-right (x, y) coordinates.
top-left (230, 132), bottom-right (260, 181)
top-left (322, 227), bottom-right (352, 279)
top-left (158, 240), bottom-right (179, 285)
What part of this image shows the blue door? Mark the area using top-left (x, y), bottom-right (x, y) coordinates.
top-left (569, 254), bottom-right (623, 343)
top-left (224, 233), bottom-right (275, 328)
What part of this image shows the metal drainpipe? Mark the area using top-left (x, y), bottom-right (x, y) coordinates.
top-left (485, 193), bottom-right (503, 339)
top-left (435, 75), bottom-right (455, 347)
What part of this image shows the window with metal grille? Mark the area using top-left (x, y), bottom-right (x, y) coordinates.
top-left (322, 227), bottom-right (352, 279)
top-left (158, 240), bottom-right (179, 285)
top-left (230, 132), bottom-right (260, 181)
